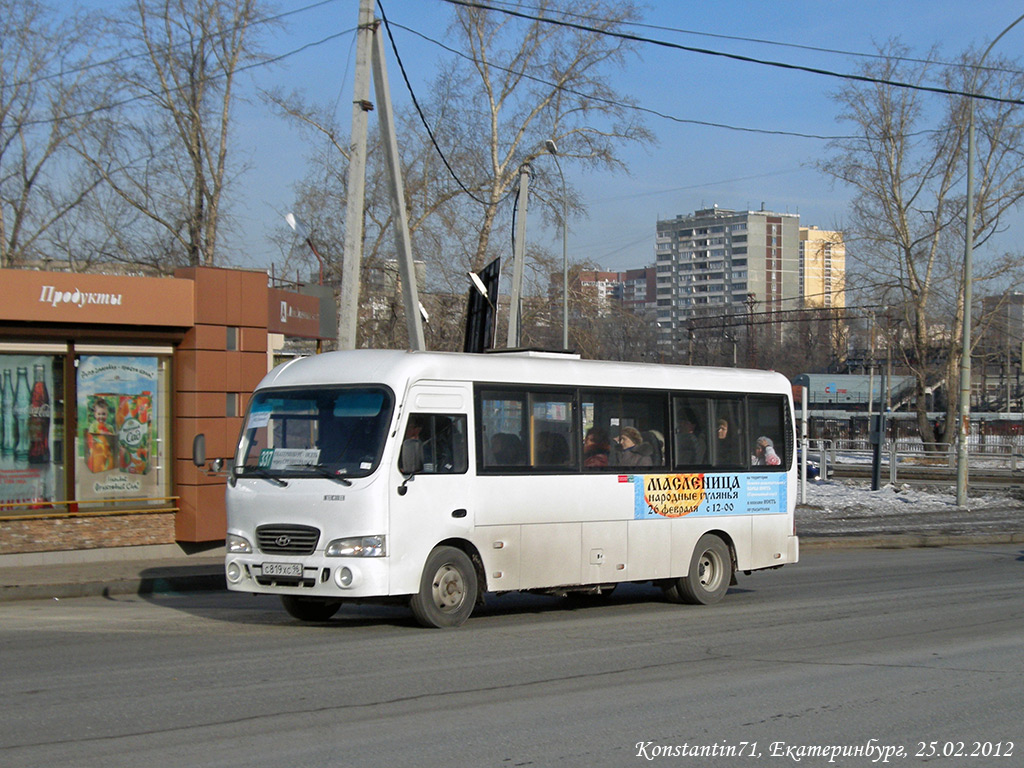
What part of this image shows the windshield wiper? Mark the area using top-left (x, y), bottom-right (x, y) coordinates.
top-left (291, 464), bottom-right (353, 486)
top-left (239, 466), bottom-right (289, 487)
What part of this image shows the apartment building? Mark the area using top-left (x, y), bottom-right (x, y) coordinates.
top-left (799, 226), bottom-right (846, 310)
top-left (654, 206), bottom-right (801, 348)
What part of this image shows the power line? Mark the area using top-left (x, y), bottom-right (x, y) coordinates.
top-left (387, 20), bottom-right (865, 142)
top-left (484, 0), bottom-right (1024, 78)
top-left (440, 0), bottom-right (1024, 107)
top-left (376, 0), bottom-right (504, 208)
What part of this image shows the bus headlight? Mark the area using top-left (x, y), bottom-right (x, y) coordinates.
top-left (226, 533), bottom-right (252, 554)
top-left (325, 536), bottom-right (386, 557)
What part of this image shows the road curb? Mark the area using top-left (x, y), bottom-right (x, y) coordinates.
top-left (800, 532), bottom-right (1024, 550)
top-left (0, 569), bottom-right (226, 603)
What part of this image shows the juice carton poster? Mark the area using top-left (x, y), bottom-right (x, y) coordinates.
top-left (77, 356), bottom-right (158, 499)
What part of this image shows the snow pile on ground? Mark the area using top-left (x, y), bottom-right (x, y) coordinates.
top-left (799, 477), bottom-right (1012, 514)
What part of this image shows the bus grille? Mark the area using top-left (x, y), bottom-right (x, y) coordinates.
top-left (256, 524), bottom-right (320, 555)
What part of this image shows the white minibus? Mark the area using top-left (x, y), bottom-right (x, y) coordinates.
top-left (205, 349), bottom-right (798, 627)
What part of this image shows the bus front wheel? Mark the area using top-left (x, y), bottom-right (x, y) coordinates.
top-left (410, 546), bottom-right (478, 628)
top-left (664, 534), bottom-right (731, 605)
top-left (281, 595), bottom-right (343, 622)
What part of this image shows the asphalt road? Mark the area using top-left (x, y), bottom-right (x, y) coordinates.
top-left (1, 544), bottom-right (1022, 768)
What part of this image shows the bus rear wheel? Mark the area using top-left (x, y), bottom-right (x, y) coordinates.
top-left (664, 534), bottom-right (731, 605)
top-left (281, 595), bottom-right (343, 622)
top-left (410, 546), bottom-right (478, 628)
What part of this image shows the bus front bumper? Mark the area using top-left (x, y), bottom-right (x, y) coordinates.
top-left (224, 555), bottom-right (390, 599)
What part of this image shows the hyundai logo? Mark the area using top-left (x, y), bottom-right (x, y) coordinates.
top-left (276, 535), bottom-right (292, 547)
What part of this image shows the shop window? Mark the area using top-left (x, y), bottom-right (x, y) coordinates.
top-left (75, 354), bottom-right (171, 508)
top-left (0, 352), bottom-right (64, 511)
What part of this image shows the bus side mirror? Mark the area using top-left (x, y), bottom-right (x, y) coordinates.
top-left (192, 434), bottom-right (206, 467)
top-left (193, 433), bottom-right (225, 475)
top-left (399, 438), bottom-right (424, 475)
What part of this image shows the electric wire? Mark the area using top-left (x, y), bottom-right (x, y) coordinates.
top-left (376, 0), bottom-right (509, 208)
top-left (386, 20), bottom-right (869, 142)
top-left (440, 0), bottom-right (1024, 107)
top-left (481, 0), bottom-right (1024, 78)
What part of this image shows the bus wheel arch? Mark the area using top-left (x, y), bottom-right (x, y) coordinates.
top-left (410, 543), bottom-right (480, 628)
top-left (663, 532), bottom-right (734, 606)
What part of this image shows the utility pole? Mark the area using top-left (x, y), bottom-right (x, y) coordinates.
top-left (370, 13), bottom-right (424, 350)
top-left (338, 0), bottom-right (374, 350)
top-left (506, 164), bottom-right (530, 348)
top-left (337, 0), bottom-right (424, 351)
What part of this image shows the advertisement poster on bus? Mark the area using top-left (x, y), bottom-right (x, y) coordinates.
top-left (0, 354), bottom-right (55, 508)
top-left (628, 472), bottom-right (787, 519)
top-left (76, 356), bottom-right (158, 501)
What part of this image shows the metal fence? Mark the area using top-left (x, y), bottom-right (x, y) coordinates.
top-left (803, 437), bottom-right (1024, 485)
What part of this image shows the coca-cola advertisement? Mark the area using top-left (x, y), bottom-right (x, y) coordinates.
top-left (77, 356), bottom-right (160, 501)
top-left (0, 354), bottom-right (55, 509)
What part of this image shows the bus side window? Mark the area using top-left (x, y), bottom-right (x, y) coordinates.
top-left (713, 398), bottom-right (745, 468)
top-left (403, 413), bottom-right (468, 474)
top-left (672, 396), bottom-right (711, 469)
top-left (748, 396), bottom-right (788, 468)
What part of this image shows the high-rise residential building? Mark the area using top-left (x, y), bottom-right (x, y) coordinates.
top-left (799, 226), bottom-right (846, 310)
top-left (654, 206), bottom-right (801, 351)
top-left (562, 267), bottom-right (657, 315)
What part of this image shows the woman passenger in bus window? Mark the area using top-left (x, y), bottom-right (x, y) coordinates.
top-left (715, 418), bottom-right (741, 465)
top-left (615, 427), bottom-right (653, 467)
top-left (752, 435), bottom-right (781, 466)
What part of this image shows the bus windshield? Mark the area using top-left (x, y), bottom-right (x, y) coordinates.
top-left (237, 386), bottom-right (393, 480)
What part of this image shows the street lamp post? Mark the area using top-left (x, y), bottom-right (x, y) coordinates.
top-left (545, 140), bottom-right (569, 350)
top-left (957, 12), bottom-right (1024, 506)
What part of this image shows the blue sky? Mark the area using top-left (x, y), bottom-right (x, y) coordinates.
top-left (230, 0), bottom-right (1024, 274)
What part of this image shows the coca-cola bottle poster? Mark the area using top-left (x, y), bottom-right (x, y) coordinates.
top-left (77, 356), bottom-right (158, 501)
top-left (0, 354), bottom-right (55, 508)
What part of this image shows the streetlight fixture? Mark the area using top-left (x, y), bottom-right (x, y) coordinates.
top-left (545, 139), bottom-right (569, 350)
top-left (957, 12), bottom-right (1024, 506)
top-left (285, 212), bottom-right (325, 286)
top-left (286, 212), bottom-right (327, 354)
top-left (468, 271), bottom-right (497, 350)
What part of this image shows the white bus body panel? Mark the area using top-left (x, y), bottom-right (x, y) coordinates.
top-left (223, 350), bottom-right (798, 603)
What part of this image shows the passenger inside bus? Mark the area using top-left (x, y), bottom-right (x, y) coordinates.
top-left (613, 426), bottom-right (654, 467)
top-left (582, 427), bottom-right (611, 468)
top-left (714, 417), bottom-right (742, 466)
top-left (491, 432), bottom-right (526, 465)
top-left (675, 408), bottom-right (707, 466)
top-left (536, 431), bottom-right (570, 466)
top-left (752, 435), bottom-right (782, 466)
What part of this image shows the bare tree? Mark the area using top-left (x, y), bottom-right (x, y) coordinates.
top-left (0, 0), bottom-right (105, 269)
top-left (265, 87), bottom-right (474, 349)
top-left (822, 42), bottom-right (1024, 445)
top-left (77, 0), bottom-right (271, 272)
top-left (431, 0), bottom-right (655, 272)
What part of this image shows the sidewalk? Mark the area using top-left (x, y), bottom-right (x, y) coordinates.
top-left (0, 544), bottom-right (226, 603)
top-left (1, 484), bottom-right (1022, 603)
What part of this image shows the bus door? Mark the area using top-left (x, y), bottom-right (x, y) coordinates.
top-left (389, 384), bottom-right (473, 593)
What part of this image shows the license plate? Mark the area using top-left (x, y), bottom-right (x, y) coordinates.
top-left (261, 562), bottom-right (303, 578)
